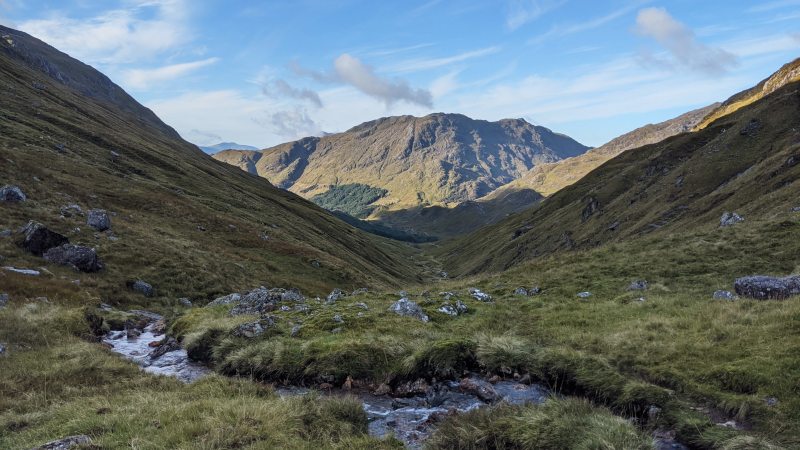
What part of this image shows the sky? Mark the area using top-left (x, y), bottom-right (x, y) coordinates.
top-left (1, 0), bottom-right (799, 149)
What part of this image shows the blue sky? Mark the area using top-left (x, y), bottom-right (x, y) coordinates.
top-left (2, 0), bottom-right (799, 148)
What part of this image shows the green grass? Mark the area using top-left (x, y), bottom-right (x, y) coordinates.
top-left (311, 183), bottom-right (388, 219)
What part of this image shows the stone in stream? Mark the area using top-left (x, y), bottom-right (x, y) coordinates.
top-left (0, 184), bottom-right (26, 202)
top-left (30, 434), bottom-right (92, 450)
top-left (389, 297), bottom-right (429, 322)
top-left (719, 211), bottom-right (744, 227)
top-left (19, 221), bottom-right (69, 256)
top-left (394, 378), bottom-right (431, 397)
top-left (734, 275), bottom-right (800, 300)
top-left (459, 377), bottom-right (498, 403)
top-left (87, 209), bottom-right (112, 231)
top-left (468, 288), bottom-right (492, 302)
top-left (713, 290), bottom-right (737, 300)
top-left (43, 244), bottom-right (104, 272)
top-left (149, 337), bottom-right (180, 358)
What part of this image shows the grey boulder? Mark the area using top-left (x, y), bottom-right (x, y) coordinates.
top-left (129, 280), bottom-right (155, 297)
top-left (389, 297), bottom-right (429, 322)
top-left (468, 288), bottom-right (492, 302)
top-left (0, 184), bottom-right (26, 202)
top-left (87, 209), bottom-right (111, 231)
top-left (734, 275), bottom-right (800, 300)
top-left (19, 221), bottom-right (69, 256)
top-left (326, 288), bottom-right (346, 304)
top-left (438, 300), bottom-right (468, 316)
top-left (628, 280), bottom-right (648, 291)
top-left (43, 244), bottom-right (104, 272)
top-left (720, 211), bottom-right (744, 227)
top-left (713, 290), bottom-right (737, 300)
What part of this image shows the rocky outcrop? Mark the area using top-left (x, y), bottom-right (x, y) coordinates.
top-left (0, 184), bottom-right (26, 202)
top-left (87, 209), bottom-right (111, 231)
top-left (19, 221), bottom-right (68, 256)
top-left (208, 286), bottom-right (304, 316)
top-left (389, 297), bottom-right (429, 322)
top-left (43, 244), bottom-right (103, 272)
top-left (734, 275), bottom-right (800, 300)
top-left (720, 212), bottom-right (744, 227)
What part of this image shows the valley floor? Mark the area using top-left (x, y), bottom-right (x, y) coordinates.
top-left (2, 212), bottom-right (800, 449)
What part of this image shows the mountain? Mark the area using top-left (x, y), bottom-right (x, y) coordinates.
top-left (439, 64), bottom-right (800, 275)
top-left (213, 113), bottom-right (590, 211)
top-left (199, 142), bottom-right (260, 154)
top-left (0, 24), bottom-right (422, 296)
top-left (492, 103), bottom-right (719, 198)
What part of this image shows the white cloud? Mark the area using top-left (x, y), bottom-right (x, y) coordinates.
top-left (16, 0), bottom-right (190, 65)
top-left (260, 108), bottom-right (322, 140)
top-left (529, 1), bottom-right (648, 44)
top-left (262, 79), bottom-right (323, 108)
top-left (634, 7), bottom-right (737, 76)
top-left (122, 57), bottom-right (218, 89)
top-left (385, 46), bottom-right (500, 73)
top-left (506, 0), bottom-right (565, 30)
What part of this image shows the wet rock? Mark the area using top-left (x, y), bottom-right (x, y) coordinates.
top-left (43, 244), bottom-right (104, 272)
top-left (233, 317), bottom-right (276, 338)
top-left (459, 377), bottom-right (498, 403)
top-left (629, 280), bottom-right (648, 291)
top-left (30, 434), bottom-right (92, 450)
top-left (0, 293), bottom-right (8, 308)
top-left (720, 211), bottom-right (744, 227)
top-left (3, 266), bottom-right (41, 276)
top-left (577, 291), bottom-right (592, 298)
top-left (374, 383), bottom-right (392, 396)
top-left (178, 298), bottom-right (192, 307)
top-left (87, 209), bottom-right (111, 231)
top-left (149, 337), bottom-right (180, 358)
top-left (59, 204), bottom-right (83, 217)
top-left (713, 290), bottom-right (737, 300)
top-left (438, 300), bottom-right (468, 316)
top-left (129, 280), bottom-right (154, 297)
top-left (734, 275), bottom-right (800, 300)
top-left (19, 221), bottom-right (69, 256)
top-left (389, 297), bottom-right (429, 322)
top-left (0, 184), bottom-right (26, 202)
top-left (394, 378), bottom-right (430, 397)
top-left (468, 288), bottom-right (492, 302)
top-left (518, 373), bottom-right (531, 385)
top-left (326, 288), bottom-right (346, 304)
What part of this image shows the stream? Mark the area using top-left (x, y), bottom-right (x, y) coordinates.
top-left (103, 313), bottom-right (687, 449)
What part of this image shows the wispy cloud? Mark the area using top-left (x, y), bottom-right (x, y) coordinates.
top-left (529, 1), bottom-right (648, 44)
top-left (260, 108), bottom-right (322, 140)
top-left (747, 0), bottom-right (800, 12)
top-left (506, 0), bottom-right (565, 30)
top-left (385, 46), bottom-right (501, 73)
top-left (634, 7), bottom-right (737, 76)
top-left (122, 57), bottom-right (218, 89)
top-left (263, 79), bottom-right (323, 108)
top-left (291, 54), bottom-right (434, 108)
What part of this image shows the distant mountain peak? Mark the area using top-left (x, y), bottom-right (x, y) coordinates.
top-left (200, 142), bottom-right (260, 154)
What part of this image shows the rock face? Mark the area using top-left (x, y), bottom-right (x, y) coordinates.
top-left (734, 275), bottom-right (800, 300)
top-left (31, 435), bottom-right (92, 450)
top-left (19, 221), bottom-right (69, 256)
top-left (0, 184), bottom-right (26, 202)
top-left (87, 209), bottom-right (111, 231)
top-left (389, 297), bottom-right (429, 322)
top-left (720, 212), bottom-right (744, 227)
top-left (129, 280), bottom-right (154, 297)
top-left (43, 244), bottom-right (104, 272)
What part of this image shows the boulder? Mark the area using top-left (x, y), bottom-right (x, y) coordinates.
top-left (628, 280), bottom-right (648, 291)
top-left (713, 290), bottom-right (736, 300)
top-left (459, 377), bottom-right (498, 403)
top-left (281, 288), bottom-right (305, 302)
top-left (207, 292), bottom-right (242, 306)
top-left (31, 435), bottom-right (92, 450)
top-left (333, 314), bottom-right (344, 324)
top-left (394, 378), bottom-right (430, 397)
top-left (149, 337), bottom-right (180, 358)
top-left (19, 221), bottom-right (69, 256)
top-left (720, 212), bottom-right (744, 227)
top-left (0, 293), bottom-right (8, 308)
top-left (43, 244), bottom-right (104, 272)
top-left (577, 291), bottom-right (592, 298)
top-left (178, 297), bottom-right (193, 307)
top-left (440, 291), bottom-right (456, 301)
top-left (389, 297), bottom-right (429, 322)
top-left (734, 275), bottom-right (800, 300)
top-left (326, 288), bottom-right (346, 304)
top-left (59, 204), bottom-right (83, 217)
top-left (438, 300), bottom-right (468, 316)
top-left (87, 209), bottom-right (111, 231)
top-left (129, 280), bottom-right (154, 297)
top-left (468, 288), bottom-right (492, 302)
top-left (0, 184), bottom-right (26, 202)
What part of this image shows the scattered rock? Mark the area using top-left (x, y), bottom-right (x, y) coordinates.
top-left (290, 324), bottom-right (302, 337)
top-left (354, 302), bottom-right (369, 310)
top-left (440, 271), bottom-right (449, 278)
top-left (59, 204), bottom-right (83, 217)
top-left (149, 337), bottom-right (180, 358)
top-left (99, 303), bottom-right (113, 311)
top-left (734, 275), bottom-right (800, 300)
top-left (628, 280), bottom-right (648, 291)
top-left (87, 209), bottom-right (111, 231)
top-left (43, 244), bottom-right (104, 272)
top-left (0, 184), bottom-right (26, 202)
top-left (0, 343), bottom-right (5, 355)
top-left (310, 259), bottom-right (321, 268)
top-left (0, 293), bottom-right (8, 308)
top-left (30, 434), bottom-right (92, 450)
top-left (514, 286), bottom-right (541, 296)
top-left (394, 378), bottom-right (430, 397)
top-left (713, 290), bottom-right (737, 300)
top-left (440, 291), bottom-right (456, 301)
top-left (19, 221), bottom-right (69, 256)
top-left (792, 206), bottom-right (800, 212)
top-left (719, 211), bottom-right (744, 227)
top-left (739, 118), bottom-right (761, 136)
top-left (333, 314), bottom-right (344, 324)
top-left (438, 300), bottom-right (468, 316)
top-left (326, 288), bottom-right (346, 304)
top-left (764, 397), bottom-right (779, 407)
top-left (351, 287), bottom-right (368, 296)
top-left (577, 291), bottom-right (592, 298)
top-left (459, 377), bottom-right (498, 403)
top-left (331, 327), bottom-right (342, 334)
top-left (178, 298), bottom-right (192, 307)
top-left (129, 280), bottom-right (155, 297)
top-left (2, 266), bottom-right (40, 276)
top-left (207, 292), bottom-right (242, 306)
top-left (233, 317), bottom-right (276, 338)
top-left (389, 297), bottom-right (429, 322)
top-left (468, 288), bottom-right (492, 302)
top-left (0, 229), bottom-right (11, 237)
top-left (281, 288), bottom-right (305, 302)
